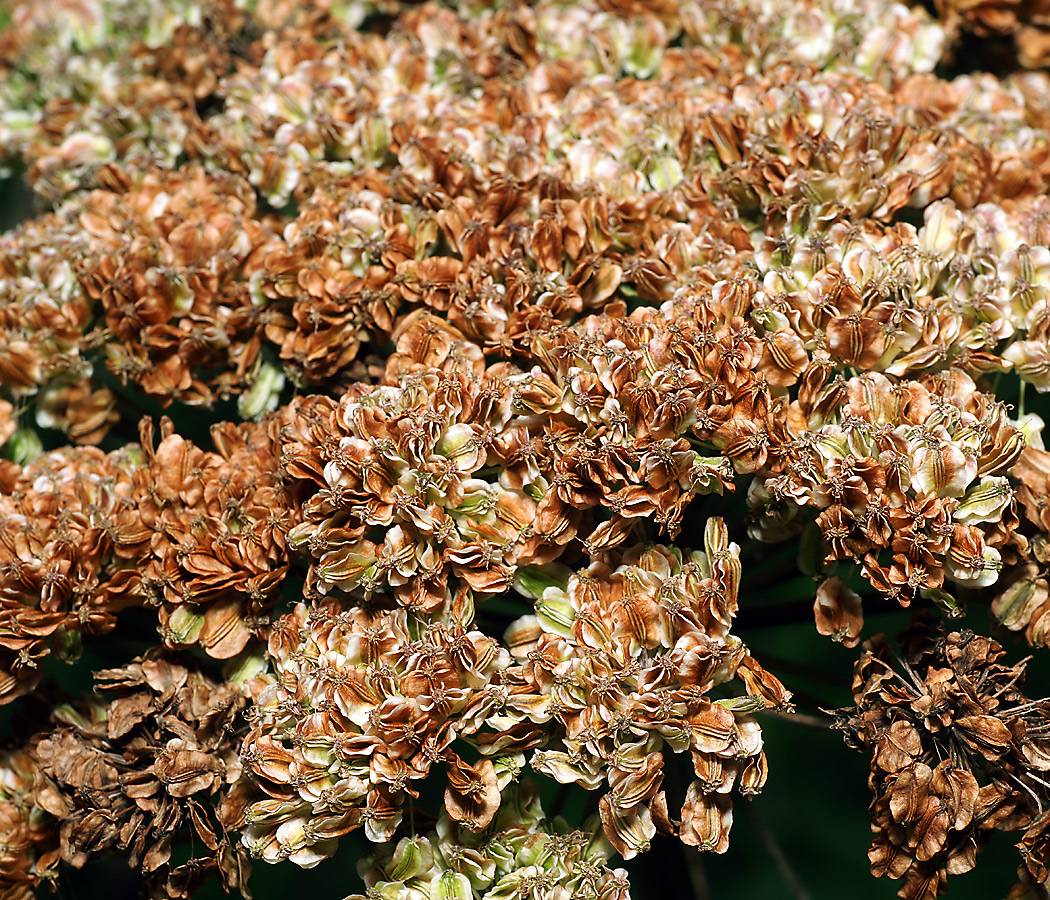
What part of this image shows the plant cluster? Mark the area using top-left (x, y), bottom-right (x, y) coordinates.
top-left (0, 1), bottom-right (1049, 899)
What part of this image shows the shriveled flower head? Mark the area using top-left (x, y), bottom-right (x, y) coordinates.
top-left (0, 207), bottom-right (116, 443)
top-left (280, 300), bottom-right (744, 621)
top-left (500, 519), bottom-right (789, 860)
top-left (282, 349), bottom-right (558, 611)
top-left (680, 0), bottom-right (944, 82)
top-left (75, 165), bottom-right (279, 409)
top-left (835, 616), bottom-right (1050, 899)
top-left (31, 655), bottom-right (252, 899)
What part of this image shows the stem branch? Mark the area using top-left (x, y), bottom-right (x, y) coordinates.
top-left (738, 801), bottom-right (813, 900)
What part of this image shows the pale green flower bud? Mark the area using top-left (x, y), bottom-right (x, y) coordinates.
top-left (815, 431), bottom-right (851, 462)
top-left (919, 200), bottom-right (962, 256)
top-left (946, 545), bottom-right (1002, 588)
top-left (797, 523), bottom-right (828, 577)
top-left (486, 867), bottom-right (543, 900)
top-left (287, 521), bottom-right (318, 549)
top-left (0, 110), bottom-right (36, 140)
top-left (534, 588), bottom-right (575, 639)
top-left (922, 588), bottom-right (965, 619)
top-left (223, 644), bottom-right (269, 687)
top-left (991, 572), bottom-right (1047, 631)
top-left (954, 476), bottom-right (1012, 525)
top-left (715, 695), bottom-right (767, 714)
top-left (911, 442), bottom-right (976, 498)
top-left (645, 155), bottom-right (683, 192)
top-left (53, 626), bottom-right (82, 663)
top-left (686, 455), bottom-right (731, 495)
top-left (165, 605), bottom-right (205, 644)
top-left (1016, 413), bottom-right (1046, 450)
top-left (359, 112), bottom-right (391, 165)
top-left (59, 132), bottom-right (114, 167)
top-left (316, 541), bottom-right (378, 589)
top-left (238, 358), bottom-right (286, 420)
top-left (623, 18), bottom-right (666, 79)
top-left (6, 427), bottom-right (42, 465)
top-left (430, 870), bottom-right (471, 900)
top-left (513, 563), bottom-right (572, 599)
top-left (532, 750), bottom-right (603, 790)
top-left (492, 754), bottom-right (525, 791)
top-left (388, 836), bottom-right (434, 882)
top-left (751, 307), bottom-right (792, 333)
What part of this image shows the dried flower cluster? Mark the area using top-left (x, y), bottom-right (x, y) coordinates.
top-left (31, 656), bottom-right (253, 899)
top-left (837, 618), bottom-right (1050, 899)
top-left (0, 413), bottom-right (294, 703)
top-left (0, 0), bottom-right (1049, 899)
top-left (0, 444), bottom-right (140, 701)
top-left (0, 747), bottom-right (56, 900)
top-left (503, 530), bottom-right (787, 860)
top-left (749, 369), bottom-right (1025, 629)
top-left (241, 600), bottom-right (513, 865)
top-left (348, 782), bottom-right (630, 900)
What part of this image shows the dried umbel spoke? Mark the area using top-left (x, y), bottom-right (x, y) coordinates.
top-left (836, 617), bottom-right (1050, 898)
top-left (30, 655), bottom-right (253, 899)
